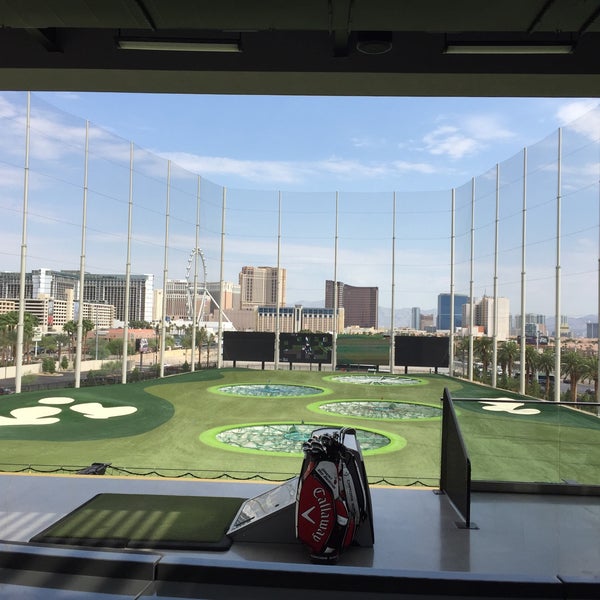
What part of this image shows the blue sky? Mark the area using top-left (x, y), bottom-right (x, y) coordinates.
top-left (2, 93), bottom-right (599, 318)
top-left (34, 93), bottom-right (598, 193)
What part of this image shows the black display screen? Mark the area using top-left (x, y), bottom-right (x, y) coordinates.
top-left (394, 336), bottom-right (449, 368)
top-left (279, 333), bottom-right (332, 363)
top-left (222, 331), bottom-right (275, 362)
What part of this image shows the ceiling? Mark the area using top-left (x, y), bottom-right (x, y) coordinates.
top-left (1, 0), bottom-right (600, 97)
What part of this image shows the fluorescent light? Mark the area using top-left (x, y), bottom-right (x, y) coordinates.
top-left (116, 39), bottom-right (241, 53)
top-left (444, 43), bottom-right (573, 55)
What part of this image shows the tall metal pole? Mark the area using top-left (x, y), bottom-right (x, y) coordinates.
top-left (554, 129), bottom-right (562, 402)
top-left (122, 141), bottom-right (134, 384)
top-left (275, 191), bottom-right (282, 370)
top-left (492, 163), bottom-right (500, 388)
top-left (468, 178), bottom-right (475, 381)
top-left (75, 120), bottom-right (89, 388)
top-left (15, 92), bottom-right (31, 394)
top-left (597, 148), bottom-right (600, 412)
top-left (160, 161), bottom-right (171, 378)
top-left (332, 192), bottom-right (339, 372)
top-left (519, 147), bottom-right (528, 396)
top-left (449, 188), bottom-right (456, 375)
top-left (191, 176), bottom-right (200, 372)
top-left (389, 192), bottom-right (396, 374)
top-left (217, 187), bottom-right (226, 368)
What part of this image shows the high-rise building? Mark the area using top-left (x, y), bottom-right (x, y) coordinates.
top-left (162, 279), bottom-right (240, 322)
top-left (81, 273), bottom-right (153, 324)
top-left (0, 268), bottom-right (78, 301)
top-left (0, 268), bottom-right (152, 324)
top-left (165, 279), bottom-right (189, 320)
top-left (474, 296), bottom-right (511, 340)
top-left (255, 305), bottom-right (344, 333)
top-left (206, 281), bottom-right (240, 314)
top-left (410, 307), bottom-right (421, 330)
top-left (325, 280), bottom-right (378, 328)
top-left (437, 293), bottom-right (469, 330)
top-left (239, 266), bottom-right (286, 309)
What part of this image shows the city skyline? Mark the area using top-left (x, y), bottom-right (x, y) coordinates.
top-left (1, 93), bottom-right (599, 318)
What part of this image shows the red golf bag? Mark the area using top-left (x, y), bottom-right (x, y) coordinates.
top-left (296, 427), bottom-right (374, 563)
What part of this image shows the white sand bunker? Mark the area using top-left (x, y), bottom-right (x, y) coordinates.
top-left (38, 397), bottom-right (75, 405)
top-left (69, 402), bottom-right (137, 419)
top-left (0, 406), bottom-right (62, 426)
top-left (480, 400), bottom-right (540, 415)
top-left (0, 398), bottom-right (137, 426)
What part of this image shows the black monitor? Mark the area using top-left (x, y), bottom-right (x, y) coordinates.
top-left (222, 331), bottom-right (276, 362)
top-left (280, 333), bottom-right (332, 363)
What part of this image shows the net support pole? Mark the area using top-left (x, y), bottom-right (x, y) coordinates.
top-left (217, 187), bottom-right (226, 369)
top-left (15, 92), bottom-right (31, 394)
top-left (75, 120), bottom-right (89, 389)
top-left (554, 129), bottom-right (562, 403)
top-left (389, 192), bottom-right (396, 374)
top-left (449, 188), bottom-right (455, 375)
top-left (519, 147), bottom-right (528, 396)
top-left (121, 141), bottom-right (134, 384)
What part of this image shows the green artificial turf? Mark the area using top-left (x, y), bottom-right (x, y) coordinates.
top-left (1, 368), bottom-right (599, 487)
top-left (31, 493), bottom-right (245, 550)
top-left (454, 399), bottom-right (600, 484)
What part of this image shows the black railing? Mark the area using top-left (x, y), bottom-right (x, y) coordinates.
top-left (440, 387), bottom-right (472, 528)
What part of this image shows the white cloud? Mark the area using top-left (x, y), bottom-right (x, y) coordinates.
top-left (422, 114), bottom-right (517, 160)
top-left (350, 136), bottom-right (387, 149)
top-left (423, 126), bottom-right (480, 159)
top-left (158, 151), bottom-right (438, 186)
top-left (555, 100), bottom-right (599, 125)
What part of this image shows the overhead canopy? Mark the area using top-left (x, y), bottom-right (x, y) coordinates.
top-left (0, 0), bottom-right (599, 96)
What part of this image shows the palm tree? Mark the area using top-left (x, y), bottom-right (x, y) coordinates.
top-left (454, 336), bottom-right (469, 376)
top-left (55, 333), bottom-right (70, 363)
top-left (473, 336), bottom-right (493, 380)
top-left (498, 340), bottom-right (519, 379)
top-left (537, 347), bottom-right (555, 400)
top-left (206, 332), bottom-right (215, 368)
top-left (581, 354), bottom-right (598, 397)
top-left (0, 311), bottom-right (38, 365)
top-left (62, 320), bottom-right (77, 359)
top-left (197, 326), bottom-right (207, 368)
top-left (524, 345), bottom-right (539, 388)
top-left (561, 350), bottom-right (586, 403)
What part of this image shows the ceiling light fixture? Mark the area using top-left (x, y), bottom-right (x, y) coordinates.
top-left (356, 32), bottom-right (393, 55)
top-left (116, 38), bottom-right (241, 52)
top-left (444, 42), bottom-right (574, 55)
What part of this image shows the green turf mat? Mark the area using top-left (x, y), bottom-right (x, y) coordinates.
top-left (30, 493), bottom-right (246, 551)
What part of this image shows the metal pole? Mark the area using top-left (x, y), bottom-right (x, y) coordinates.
top-left (492, 163), bottom-right (500, 388)
top-left (554, 129), bottom-right (562, 402)
top-left (275, 191), bottom-right (282, 370)
top-left (332, 192), bottom-right (339, 372)
top-left (191, 176), bottom-right (200, 372)
top-left (449, 188), bottom-right (455, 376)
top-left (160, 161), bottom-right (171, 378)
top-left (468, 178), bottom-right (475, 381)
top-left (519, 147), bottom-right (528, 396)
top-left (597, 144), bottom-right (600, 413)
top-left (217, 187), bottom-right (226, 368)
top-left (75, 120), bottom-right (89, 388)
top-left (15, 92), bottom-right (31, 394)
top-left (389, 192), bottom-right (396, 374)
top-left (122, 141), bottom-right (134, 383)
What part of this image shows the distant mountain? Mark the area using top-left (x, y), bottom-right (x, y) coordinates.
top-left (546, 314), bottom-right (597, 338)
top-left (289, 301), bottom-right (436, 329)
top-left (378, 307), bottom-right (436, 329)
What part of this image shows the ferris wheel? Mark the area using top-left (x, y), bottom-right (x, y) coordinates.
top-left (185, 248), bottom-right (208, 324)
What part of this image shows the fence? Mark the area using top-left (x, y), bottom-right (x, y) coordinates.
top-left (0, 92), bottom-right (599, 394)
